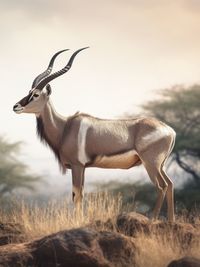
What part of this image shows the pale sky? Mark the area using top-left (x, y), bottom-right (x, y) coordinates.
top-left (0, 0), bottom-right (200, 192)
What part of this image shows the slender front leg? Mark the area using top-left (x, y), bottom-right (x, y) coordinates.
top-left (71, 165), bottom-right (85, 205)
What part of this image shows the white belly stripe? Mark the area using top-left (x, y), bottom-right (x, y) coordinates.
top-left (78, 118), bottom-right (90, 165)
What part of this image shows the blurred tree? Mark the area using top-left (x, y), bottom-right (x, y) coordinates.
top-left (94, 180), bottom-right (156, 213)
top-left (142, 85), bottom-right (200, 186)
top-left (0, 137), bottom-right (41, 196)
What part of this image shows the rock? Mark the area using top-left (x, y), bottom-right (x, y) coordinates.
top-left (90, 218), bottom-right (116, 233)
top-left (151, 221), bottom-right (197, 249)
top-left (0, 227), bottom-right (136, 267)
top-left (0, 222), bottom-right (25, 246)
top-left (116, 212), bottom-right (199, 248)
top-left (116, 212), bottom-right (150, 236)
top-left (167, 257), bottom-right (200, 267)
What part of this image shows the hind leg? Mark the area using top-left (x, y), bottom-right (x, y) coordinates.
top-left (144, 163), bottom-right (168, 220)
top-left (160, 166), bottom-right (175, 222)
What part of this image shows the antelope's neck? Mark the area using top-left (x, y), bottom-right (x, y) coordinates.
top-left (36, 100), bottom-right (66, 149)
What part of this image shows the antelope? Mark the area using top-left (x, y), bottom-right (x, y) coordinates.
top-left (13, 48), bottom-right (176, 222)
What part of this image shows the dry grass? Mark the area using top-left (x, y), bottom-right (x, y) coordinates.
top-left (134, 211), bottom-right (200, 267)
top-left (0, 192), bottom-right (200, 267)
top-left (135, 232), bottom-right (200, 267)
top-left (0, 192), bottom-right (122, 241)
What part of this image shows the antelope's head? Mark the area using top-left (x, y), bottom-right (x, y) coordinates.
top-left (13, 47), bottom-right (89, 115)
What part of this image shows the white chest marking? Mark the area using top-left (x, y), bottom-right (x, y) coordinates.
top-left (78, 119), bottom-right (90, 165)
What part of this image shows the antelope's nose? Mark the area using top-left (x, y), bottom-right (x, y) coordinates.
top-left (13, 104), bottom-right (20, 111)
top-left (13, 103), bottom-right (24, 113)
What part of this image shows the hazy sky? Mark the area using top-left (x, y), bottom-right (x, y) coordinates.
top-left (1, 0), bottom-right (200, 190)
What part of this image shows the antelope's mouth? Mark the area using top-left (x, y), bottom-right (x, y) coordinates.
top-left (13, 105), bottom-right (24, 114)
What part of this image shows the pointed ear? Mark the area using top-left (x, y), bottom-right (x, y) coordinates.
top-left (46, 84), bottom-right (52, 96)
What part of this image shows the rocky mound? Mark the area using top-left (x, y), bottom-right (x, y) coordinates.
top-left (0, 222), bottom-right (25, 246)
top-left (167, 257), bottom-right (200, 267)
top-left (116, 212), bottom-right (199, 247)
top-left (0, 227), bottom-right (136, 267)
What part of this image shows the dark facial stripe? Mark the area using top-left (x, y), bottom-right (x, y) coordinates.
top-left (18, 92), bottom-right (33, 106)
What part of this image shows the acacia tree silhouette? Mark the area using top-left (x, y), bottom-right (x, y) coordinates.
top-left (0, 137), bottom-right (41, 196)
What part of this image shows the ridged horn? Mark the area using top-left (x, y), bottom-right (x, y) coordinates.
top-left (32, 49), bottom-right (69, 89)
top-left (36, 47), bottom-right (89, 90)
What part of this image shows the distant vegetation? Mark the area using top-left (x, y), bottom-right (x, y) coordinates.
top-left (0, 137), bottom-right (41, 197)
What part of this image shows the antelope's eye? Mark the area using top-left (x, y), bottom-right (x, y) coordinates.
top-left (33, 93), bottom-right (39, 98)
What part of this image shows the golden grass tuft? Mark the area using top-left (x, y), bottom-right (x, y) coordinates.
top-left (0, 192), bottom-right (122, 241)
top-left (135, 231), bottom-right (200, 267)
